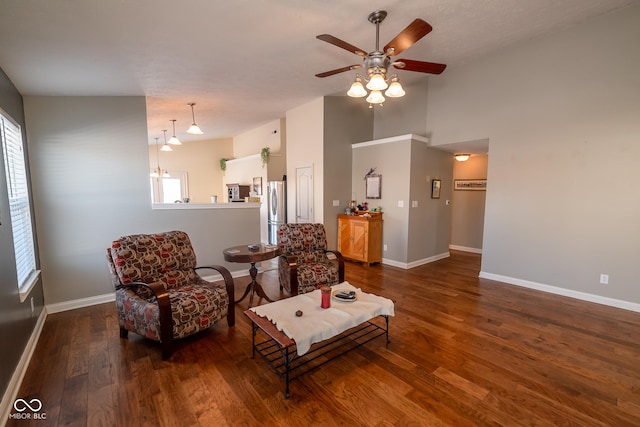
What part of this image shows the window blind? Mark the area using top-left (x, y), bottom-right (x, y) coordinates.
top-left (1, 112), bottom-right (37, 291)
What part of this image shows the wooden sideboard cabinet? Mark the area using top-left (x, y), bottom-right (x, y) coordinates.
top-left (337, 213), bottom-right (383, 265)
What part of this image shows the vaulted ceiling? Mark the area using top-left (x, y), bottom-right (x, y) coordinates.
top-left (0, 0), bottom-right (635, 144)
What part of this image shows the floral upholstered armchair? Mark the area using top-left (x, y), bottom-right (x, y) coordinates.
top-left (277, 223), bottom-right (345, 296)
top-left (106, 230), bottom-right (234, 359)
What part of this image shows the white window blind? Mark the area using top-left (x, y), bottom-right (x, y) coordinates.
top-left (1, 110), bottom-right (37, 294)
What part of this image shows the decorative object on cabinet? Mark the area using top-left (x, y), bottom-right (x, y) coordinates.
top-left (366, 173), bottom-right (381, 199)
top-left (454, 179), bottom-right (487, 191)
top-left (431, 179), bottom-right (441, 199)
top-left (338, 212), bottom-right (383, 265)
top-left (220, 158), bottom-right (227, 171)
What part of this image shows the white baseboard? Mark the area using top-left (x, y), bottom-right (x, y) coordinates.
top-left (382, 252), bottom-right (450, 269)
top-left (44, 269), bottom-right (253, 315)
top-left (46, 292), bottom-right (116, 314)
top-left (0, 308), bottom-right (47, 426)
top-left (479, 271), bottom-right (640, 313)
top-left (449, 244), bottom-right (482, 254)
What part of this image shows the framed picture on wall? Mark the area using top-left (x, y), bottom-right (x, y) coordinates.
top-left (454, 179), bottom-right (487, 191)
top-left (431, 179), bottom-right (441, 199)
top-left (366, 174), bottom-right (381, 199)
top-left (253, 177), bottom-right (262, 195)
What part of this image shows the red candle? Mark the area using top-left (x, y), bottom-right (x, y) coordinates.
top-left (320, 286), bottom-right (331, 309)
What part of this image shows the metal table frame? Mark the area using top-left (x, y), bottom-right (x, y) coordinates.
top-left (244, 310), bottom-right (390, 398)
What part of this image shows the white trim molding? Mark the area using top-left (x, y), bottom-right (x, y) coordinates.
top-left (0, 308), bottom-right (47, 424)
top-left (352, 133), bottom-right (429, 149)
top-left (479, 271), bottom-right (640, 313)
top-left (382, 252), bottom-right (450, 269)
top-left (449, 245), bottom-right (482, 254)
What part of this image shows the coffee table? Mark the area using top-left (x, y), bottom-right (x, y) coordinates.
top-left (244, 281), bottom-right (394, 398)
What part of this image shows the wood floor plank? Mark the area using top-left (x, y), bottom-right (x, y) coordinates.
top-left (11, 251), bottom-right (640, 426)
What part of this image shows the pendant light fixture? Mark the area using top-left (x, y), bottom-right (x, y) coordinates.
top-left (150, 137), bottom-right (170, 178)
top-left (186, 103), bottom-right (203, 135)
top-left (168, 119), bottom-right (182, 145)
top-left (161, 129), bottom-right (172, 152)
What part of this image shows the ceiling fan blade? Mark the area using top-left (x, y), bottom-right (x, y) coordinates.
top-left (393, 59), bottom-right (447, 74)
top-left (317, 34), bottom-right (367, 57)
top-left (315, 64), bottom-right (361, 78)
top-left (384, 19), bottom-right (433, 56)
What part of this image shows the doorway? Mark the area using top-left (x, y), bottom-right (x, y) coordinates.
top-left (295, 165), bottom-right (313, 223)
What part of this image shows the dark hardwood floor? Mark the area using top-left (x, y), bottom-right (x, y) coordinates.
top-left (10, 251), bottom-right (640, 426)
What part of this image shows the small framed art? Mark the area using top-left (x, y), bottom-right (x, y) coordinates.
top-left (431, 179), bottom-right (441, 199)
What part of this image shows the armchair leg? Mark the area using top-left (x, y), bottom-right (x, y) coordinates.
top-left (119, 327), bottom-right (129, 338)
top-left (161, 340), bottom-right (173, 360)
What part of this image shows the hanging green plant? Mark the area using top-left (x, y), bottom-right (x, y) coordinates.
top-left (220, 158), bottom-right (227, 171)
top-left (261, 147), bottom-right (270, 168)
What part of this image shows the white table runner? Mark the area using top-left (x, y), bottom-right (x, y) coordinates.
top-left (250, 281), bottom-right (395, 355)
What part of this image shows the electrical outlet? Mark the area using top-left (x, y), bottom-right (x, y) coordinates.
top-left (383, 244), bottom-right (388, 251)
top-left (411, 200), bottom-right (418, 207)
top-left (600, 274), bottom-right (609, 284)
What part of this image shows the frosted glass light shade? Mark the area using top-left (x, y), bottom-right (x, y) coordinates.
top-left (161, 143), bottom-right (173, 152)
top-left (366, 73), bottom-right (388, 91)
top-left (187, 124), bottom-right (203, 135)
top-left (455, 154), bottom-right (470, 162)
top-left (168, 135), bottom-right (182, 145)
top-left (366, 90), bottom-right (385, 104)
top-left (385, 80), bottom-right (405, 97)
top-left (347, 80), bottom-right (367, 97)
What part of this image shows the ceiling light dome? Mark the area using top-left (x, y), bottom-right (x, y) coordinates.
top-left (366, 72), bottom-right (388, 91)
top-left (347, 76), bottom-right (367, 97)
top-left (366, 90), bottom-right (385, 104)
top-left (384, 74), bottom-right (405, 98)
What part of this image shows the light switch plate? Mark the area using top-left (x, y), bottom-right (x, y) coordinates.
top-left (332, 200), bottom-right (340, 206)
top-left (398, 200), bottom-right (404, 208)
top-left (411, 200), bottom-right (418, 207)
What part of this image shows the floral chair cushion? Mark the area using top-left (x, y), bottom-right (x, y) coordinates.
top-left (106, 230), bottom-right (233, 357)
top-left (278, 223), bottom-right (342, 295)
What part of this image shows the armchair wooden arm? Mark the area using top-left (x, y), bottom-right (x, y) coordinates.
top-left (116, 280), bottom-right (173, 359)
top-left (195, 265), bottom-right (236, 327)
top-left (325, 250), bottom-right (345, 283)
top-left (279, 255), bottom-right (300, 296)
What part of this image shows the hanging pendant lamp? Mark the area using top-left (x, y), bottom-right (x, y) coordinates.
top-left (186, 103), bottom-right (203, 135)
top-left (168, 119), bottom-right (182, 145)
top-left (161, 129), bottom-right (173, 152)
top-left (150, 137), bottom-right (170, 178)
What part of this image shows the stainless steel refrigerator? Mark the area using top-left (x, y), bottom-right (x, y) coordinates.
top-left (267, 180), bottom-right (287, 245)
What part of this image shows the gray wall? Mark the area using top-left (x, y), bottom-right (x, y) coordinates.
top-left (407, 143), bottom-right (452, 263)
top-left (427, 4), bottom-right (640, 303)
top-left (352, 138), bottom-right (412, 263)
top-left (23, 96), bottom-right (260, 304)
top-left (373, 78), bottom-right (428, 140)
top-left (351, 136), bottom-right (450, 265)
top-left (0, 68), bottom-right (45, 405)
top-left (323, 96), bottom-right (373, 249)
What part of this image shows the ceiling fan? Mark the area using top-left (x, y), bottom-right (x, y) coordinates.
top-left (315, 10), bottom-right (446, 105)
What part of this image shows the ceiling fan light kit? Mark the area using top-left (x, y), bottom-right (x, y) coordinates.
top-left (316, 10), bottom-right (446, 106)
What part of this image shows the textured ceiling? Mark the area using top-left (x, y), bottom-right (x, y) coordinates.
top-left (0, 0), bottom-right (636, 145)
